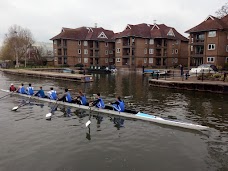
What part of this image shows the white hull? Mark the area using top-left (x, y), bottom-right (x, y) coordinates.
top-left (1, 89), bottom-right (209, 131)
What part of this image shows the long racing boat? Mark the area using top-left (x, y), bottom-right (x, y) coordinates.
top-left (0, 89), bottom-right (209, 131)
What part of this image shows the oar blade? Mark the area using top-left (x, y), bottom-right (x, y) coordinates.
top-left (12, 106), bottom-right (19, 111)
top-left (46, 113), bottom-right (52, 120)
top-left (85, 120), bottom-right (91, 127)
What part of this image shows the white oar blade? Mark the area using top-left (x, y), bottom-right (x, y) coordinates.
top-left (12, 106), bottom-right (19, 111)
top-left (85, 120), bottom-right (91, 127)
top-left (46, 113), bottom-right (52, 119)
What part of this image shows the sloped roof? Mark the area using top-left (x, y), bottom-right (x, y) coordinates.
top-left (185, 15), bottom-right (228, 33)
top-left (50, 27), bottom-right (115, 41)
top-left (114, 23), bottom-right (188, 41)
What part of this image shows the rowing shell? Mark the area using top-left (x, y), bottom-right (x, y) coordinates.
top-left (1, 89), bottom-right (209, 131)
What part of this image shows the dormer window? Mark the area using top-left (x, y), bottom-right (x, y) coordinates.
top-left (208, 31), bottom-right (216, 37)
top-left (98, 32), bottom-right (108, 39)
top-left (167, 29), bottom-right (175, 37)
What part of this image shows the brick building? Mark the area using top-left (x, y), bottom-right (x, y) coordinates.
top-left (114, 23), bottom-right (188, 68)
top-left (50, 27), bottom-right (115, 67)
top-left (186, 15), bottom-right (228, 67)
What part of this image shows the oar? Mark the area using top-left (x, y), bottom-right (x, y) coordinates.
top-left (12, 98), bottom-right (31, 111)
top-left (0, 91), bottom-right (14, 100)
top-left (85, 105), bottom-right (92, 127)
top-left (45, 100), bottom-right (58, 120)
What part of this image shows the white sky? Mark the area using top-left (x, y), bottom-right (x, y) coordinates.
top-left (0, 0), bottom-right (227, 45)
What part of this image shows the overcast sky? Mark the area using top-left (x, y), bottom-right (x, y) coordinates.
top-left (0, 0), bottom-right (227, 45)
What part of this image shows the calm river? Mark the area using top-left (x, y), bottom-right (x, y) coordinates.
top-left (0, 71), bottom-right (227, 171)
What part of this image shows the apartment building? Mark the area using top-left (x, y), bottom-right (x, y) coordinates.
top-left (186, 15), bottom-right (228, 67)
top-left (50, 27), bottom-right (115, 67)
top-left (114, 23), bottom-right (188, 68)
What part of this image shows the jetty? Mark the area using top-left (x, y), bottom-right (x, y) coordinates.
top-left (0, 69), bottom-right (93, 83)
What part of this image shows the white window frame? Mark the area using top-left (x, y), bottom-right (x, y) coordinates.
top-left (116, 48), bottom-right (120, 53)
top-left (149, 49), bottom-right (154, 54)
top-left (116, 58), bottom-right (121, 62)
top-left (175, 49), bottom-right (178, 54)
top-left (149, 58), bottom-right (153, 64)
top-left (208, 44), bottom-right (215, 50)
top-left (105, 42), bottom-right (108, 47)
top-left (84, 49), bottom-right (88, 55)
top-left (207, 57), bottom-right (215, 63)
top-left (149, 39), bottom-right (154, 45)
top-left (105, 58), bottom-right (108, 63)
top-left (208, 31), bottom-right (216, 37)
top-left (78, 58), bottom-right (81, 63)
top-left (144, 58), bottom-right (147, 63)
top-left (105, 50), bottom-right (108, 55)
top-left (83, 41), bottom-right (88, 46)
top-left (78, 41), bottom-right (81, 45)
top-left (117, 39), bottom-right (121, 43)
top-left (78, 49), bottom-right (81, 54)
top-left (84, 58), bottom-right (88, 63)
top-left (145, 39), bottom-right (148, 44)
top-left (144, 48), bottom-right (147, 54)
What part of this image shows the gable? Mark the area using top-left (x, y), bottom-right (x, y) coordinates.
top-left (125, 24), bottom-right (132, 30)
top-left (167, 28), bottom-right (175, 37)
top-left (151, 24), bottom-right (160, 30)
top-left (98, 32), bottom-right (108, 39)
top-left (204, 15), bottom-right (215, 21)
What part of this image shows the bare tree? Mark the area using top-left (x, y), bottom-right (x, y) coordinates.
top-left (216, 3), bottom-right (228, 18)
top-left (0, 25), bottom-right (35, 66)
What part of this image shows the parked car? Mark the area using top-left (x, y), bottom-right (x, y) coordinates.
top-left (189, 64), bottom-right (218, 75)
top-left (63, 68), bottom-right (75, 74)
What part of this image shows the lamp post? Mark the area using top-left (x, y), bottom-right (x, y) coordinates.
top-left (13, 31), bottom-right (19, 68)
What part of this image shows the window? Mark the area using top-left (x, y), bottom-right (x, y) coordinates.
top-left (226, 57), bottom-right (228, 63)
top-left (191, 38), bottom-right (193, 43)
top-left (105, 50), bottom-right (108, 55)
top-left (145, 39), bottom-right (148, 44)
top-left (207, 57), bottom-right (215, 63)
top-left (63, 49), bottom-right (67, 56)
top-left (116, 58), bottom-right (121, 62)
top-left (208, 44), bottom-right (215, 50)
top-left (172, 49), bottom-right (174, 54)
top-left (64, 57), bottom-right (67, 64)
top-left (176, 40), bottom-right (179, 44)
top-left (105, 58), bottom-right (108, 63)
top-left (226, 45), bottom-right (228, 52)
top-left (83, 41), bottom-right (88, 46)
top-left (208, 31), bottom-right (216, 37)
top-left (109, 50), bottom-right (113, 54)
top-left (78, 49), bottom-right (81, 54)
top-left (109, 58), bottom-right (113, 62)
top-left (105, 42), bottom-right (108, 47)
top-left (54, 49), bottom-right (57, 54)
top-left (54, 40), bottom-right (57, 44)
top-left (84, 49), bottom-right (88, 54)
top-left (191, 46), bottom-right (193, 51)
top-left (149, 39), bottom-right (154, 44)
top-left (144, 48), bottom-right (147, 54)
top-left (117, 39), bottom-right (121, 43)
top-left (116, 48), bottom-right (120, 53)
top-left (144, 58), bottom-right (147, 63)
top-left (78, 41), bottom-right (81, 45)
top-left (78, 58), bottom-right (81, 63)
top-left (175, 49), bottom-right (178, 54)
top-left (84, 58), bottom-right (88, 63)
top-left (149, 58), bottom-right (153, 64)
top-left (149, 49), bottom-right (154, 54)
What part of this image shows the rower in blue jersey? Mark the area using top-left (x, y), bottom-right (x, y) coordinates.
top-left (26, 83), bottom-right (34, 95)
top-left (47, 87), bottom-right (58, 100)
top-left (34, 86), bottom-right (46, 98)
top-left (111, 96), bottom-right (125, 112)
top-left (90, 93), bottom-right (105, 109)
top-left (74, 91), bottom-right (88, 105)
top-left (17, 83), bottom-right (26, 94)
top-left (58, 88), bottom-right (72, 103)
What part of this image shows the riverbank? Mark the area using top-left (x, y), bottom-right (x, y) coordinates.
top-left (148, 76), bottom-right (228, 94)
top-left (0, 68), bottom-right (93, 83)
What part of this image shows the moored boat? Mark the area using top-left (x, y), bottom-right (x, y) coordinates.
top-left (0, 89), bottom-right (209, 131)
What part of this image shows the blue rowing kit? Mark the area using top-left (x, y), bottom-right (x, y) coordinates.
top-left (112, 100), bottom-right (125, 112)
top-left (19, 86), bottom-right (26, 94)
top-left (80, 95), bottom-right (87, 105)
top-left (96, 98), bottom-right (105, 109)
top-left (27, 87), bottom-right (34, 95)
top-left (65, 92), bottom-right (72, 102)
top-left (48, 90), bottom-right (57, 100)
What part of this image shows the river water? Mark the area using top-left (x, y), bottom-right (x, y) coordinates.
top-left (0, 71), bottom-right (227, 171)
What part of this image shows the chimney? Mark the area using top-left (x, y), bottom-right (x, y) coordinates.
top-left (95, 23), bottom-right (97, 28)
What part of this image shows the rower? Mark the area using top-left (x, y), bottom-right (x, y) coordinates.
top-left (90, 93), bottom-right (105, 109)
top-left (111, 96), bottom-right (125, 112)
top-left (26, 83), bottom-right (34, 95)
top-left (9, 83), bottom-right (16, 92)
top-left (58, 88), bottom-right (72, 103)
top-left (47, 87), bottom-right (58, 100)
top-left (74, 91), bottom-right (88, 105)
top-left (17, 83), bottom-right (26, 94)
top-left (34, 86), bottom-right (46, 98)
